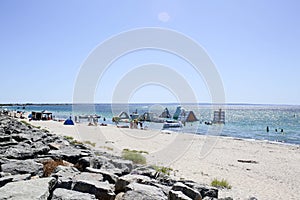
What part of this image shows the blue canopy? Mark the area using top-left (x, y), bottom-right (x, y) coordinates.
top-left (64, 118), bottom-right (74, 125)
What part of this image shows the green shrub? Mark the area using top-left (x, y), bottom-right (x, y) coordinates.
top-left (211, 178), bottom-right (232, 189)
top-left (123, 148), bottom-right (148, 154)
top-left (122, 149), bottom-right (146, 164)
top-left (152, 165), bottom-right (173, 175)
top-left (64, 135), bottom-right (74, 140)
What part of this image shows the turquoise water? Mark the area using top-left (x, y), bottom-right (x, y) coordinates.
top-left (6, 104), bottom-right (300, 145)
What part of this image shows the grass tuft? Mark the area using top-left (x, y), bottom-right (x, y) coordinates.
top-left (152, 165), bottom-right (173, 175)
top-left (211, 178), bottom-right (232, 189)
top-left (122, 149), bottom-right (146, 164)
top-left (64, 135), bottom-right (74, 140)
top-left (123, 148), bottom-right (149, 154)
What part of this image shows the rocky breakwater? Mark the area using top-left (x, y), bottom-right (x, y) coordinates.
top-left (0, 114), bottom-right (230, 200)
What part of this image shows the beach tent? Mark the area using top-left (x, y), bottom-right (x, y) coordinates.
top-left (139, 112), bottom-right (154, 121)
top-left (159, 108), bottom-right (171, 118)
top-left (64, 117), bottom-right (74, 125)
top-left (173, 106), bottom-right (182, 120)
top-left (118, 111), bottom-right (130, 120)
top-left (183, 111), bottom-right (198, 122)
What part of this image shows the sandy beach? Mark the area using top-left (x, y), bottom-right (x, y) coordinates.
top-left (27, 119), bottom-right (300, 200)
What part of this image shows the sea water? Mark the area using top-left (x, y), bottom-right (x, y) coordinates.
top-left (6, 104), bottom-right (300, 145)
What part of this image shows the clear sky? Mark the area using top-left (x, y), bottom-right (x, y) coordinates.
top-left (0, 0), bottom-right (299, 104)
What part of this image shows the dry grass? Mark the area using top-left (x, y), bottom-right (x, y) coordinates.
top-left (42, 159), bottom-right (68, 177)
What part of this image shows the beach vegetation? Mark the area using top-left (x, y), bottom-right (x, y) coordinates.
top-left (99, 146), bottom-right (114, 151)
top-left (70, 140), bottom-right (83, 146)
top-left (152, 165), bottom-right (173, 175)
top-left (211, 178), bottom-right (232, 189)
top-left (64, 135), bottom-right (74, 141)
top-left (20, 120), bottom-right (41, 129)
top-left (42, 159), bottom-right (68, 177)
top-left (63, 136), bottom-right (85, 146)
top-left (20, 120), bottom-right (31, 126)
top-left (123, 148), bottom-right (149, 154)
top-left (41, 128), bottom-right (49, 133)
top-left (84, 140), bottom-right (96, 147)
top-left (122, 149), bottom-right (146, 164)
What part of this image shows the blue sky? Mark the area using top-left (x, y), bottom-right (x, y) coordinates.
top-left (0, 0), bottom-right (299, 104)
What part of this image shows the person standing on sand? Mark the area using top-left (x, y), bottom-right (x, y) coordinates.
top-left (139, 121), bottom-right (143, 129)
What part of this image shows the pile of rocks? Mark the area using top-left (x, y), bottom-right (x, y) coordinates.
top-left (0, 114), bottom-right (231, 200)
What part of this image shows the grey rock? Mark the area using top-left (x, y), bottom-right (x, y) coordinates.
top-left (171, 182), bottom-right (202, 200)
top-left (0, 173), bottom-right (31, 187)
top-left (0, 177), bottom-right (57, 200)
top-left (0, 135), bottom-right (11, 142)
top-left (48, 143), bottom-right (63, 150)
top-left (73, 180), bottom-right (115, 200)
top-left (32, 141), bottom-right (50, 155)
top-left (157, 173), bottom-right (177, 186)
top-left (0, 172), bottom-right (11, 177)
top-left (52, 188), bottom-right (97, 200)
top-left (75, 156), bottom-right (91, 171)
top-left (0, 140), bottom-right (18, 147)
top-left (4, 143), bottom-right (35, 159)
top-left (0, 176), bottom-right (13, 187)
top-left (180, 180), bottom-right (218, 198)
top-left (11, 133), bottom-right (32, 142)
top-left (52, 166), bottom-right (80, 189)
top-left (86, 167), bottom-right (118, 184)
top-left (122, 182), bottom-right (167, 200)
top-left (73, 172), bottom-right (103, 182)
top-left (169, 190), bottom-right (192, 200)
top-left (202, 197), bottom-right (217, 200)
top-left (48, 147), bottom-right (91, 164)
top-left (31, 131), bottom-right (48, 142)
top-left (115, 174), bottom-right (152, 192)
top-left (10, 173), bottom-right (32, 181)
top-left (1, 159), bottom-right (44, 176)
top-left (115, 192), bottom-right (125, 200)
top-left (203, 198), bottom-right (233, 200)
top-left (146, 182), bottom-right (171, 196)
top-left (91, 156), bottom-right (115, 169)
top-left (131, 166), bottom-right (159, 178)
top-left (111, 159), bottom-right (133, 174)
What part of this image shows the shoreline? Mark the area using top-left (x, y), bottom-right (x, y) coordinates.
top-left (26, 119), bottom-right (300, 199)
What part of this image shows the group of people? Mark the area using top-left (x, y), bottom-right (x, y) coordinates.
top-left (130, 120), bottom-right (143, 129)
top-left (266, 126), bottom-right (284, 134)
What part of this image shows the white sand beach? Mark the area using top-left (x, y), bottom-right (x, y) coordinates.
top-left (28, 119), bottom-right (300, 200)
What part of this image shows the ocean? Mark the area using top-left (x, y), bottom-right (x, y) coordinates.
top-left (5, 103), bottom-right (300, 145)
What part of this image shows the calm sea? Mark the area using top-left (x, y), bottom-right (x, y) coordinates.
top-left (5, 104), bottom-right (300, 145)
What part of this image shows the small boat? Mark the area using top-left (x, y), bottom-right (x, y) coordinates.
top-left (162, 120), bottom-right (183, 129)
